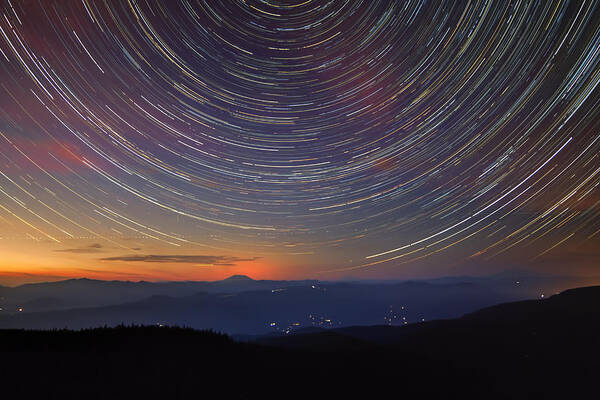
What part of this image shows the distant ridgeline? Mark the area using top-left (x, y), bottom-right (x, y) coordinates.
top-left (0, 273), bottom-right (594, 334)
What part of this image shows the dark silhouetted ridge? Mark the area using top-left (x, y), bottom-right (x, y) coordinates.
top-left (1, 286), bottom-right (599, 399)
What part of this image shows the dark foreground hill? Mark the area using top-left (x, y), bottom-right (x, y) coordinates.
top-left (2, 286), bottom-right (600, 399)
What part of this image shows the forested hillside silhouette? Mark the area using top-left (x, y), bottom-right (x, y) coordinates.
top-left (3, 286), bottom-right (600, 399)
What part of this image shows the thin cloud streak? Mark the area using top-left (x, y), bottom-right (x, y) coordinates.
top-left (54, 244), bottom-right (105, 254)
top-left (100, 254), bottom-right (260, 266)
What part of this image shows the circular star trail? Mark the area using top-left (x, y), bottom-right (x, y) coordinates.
top-left (0, 0), bottom-right (599, 276)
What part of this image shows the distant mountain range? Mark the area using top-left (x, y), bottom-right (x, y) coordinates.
top-left (1, 271), bottom-right (597, 334)
top-left (0, 275), bottom-right (317, 312)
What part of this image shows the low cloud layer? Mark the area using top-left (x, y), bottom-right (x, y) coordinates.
top-left (100, 254), bottom-right (260, 266)
top-left (55, 243), bottom-right (104, 254)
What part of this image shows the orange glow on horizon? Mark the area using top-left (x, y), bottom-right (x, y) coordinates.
top-left (0, 244), bottom-right (290, 286)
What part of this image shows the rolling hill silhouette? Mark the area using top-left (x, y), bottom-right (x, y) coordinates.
top-left (1, 272), bottom-right (597, 334)
top-left (0, 280), bottom-right (513, 333)
top-left (1, 286), bottom-right (599, 399)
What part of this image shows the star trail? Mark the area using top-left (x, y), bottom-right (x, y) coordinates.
top-left (0, 0), bottom-right (599, 282)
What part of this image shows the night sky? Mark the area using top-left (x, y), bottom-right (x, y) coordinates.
top-left (0, 0), bottom-right (599, 284)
